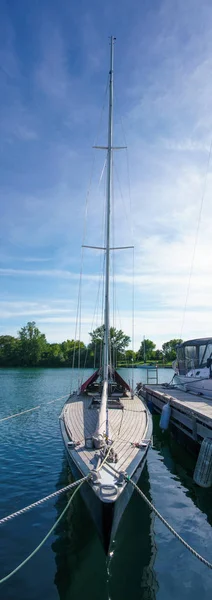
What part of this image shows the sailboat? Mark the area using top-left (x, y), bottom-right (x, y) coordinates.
top-left (60, 37), bottom-right (153, 553)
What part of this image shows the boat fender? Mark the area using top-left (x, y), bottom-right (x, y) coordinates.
top-left (159, 402), bottom-right (171, 431)
top-left (193, 438), bottom-right (212, 488)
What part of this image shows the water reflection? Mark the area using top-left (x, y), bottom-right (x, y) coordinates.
top-left (152, 416), bottom-right (212, 528)
top-left (51, 414), bottom-right (212, 600)
top-left (52, 457), bottom-right (158, 600)
top-left (52, 457), bottom-right (108, 600)
top-left (108, 464), bottom-right (158, 600)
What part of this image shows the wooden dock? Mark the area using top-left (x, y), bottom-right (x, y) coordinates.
top-left (143, 384), bottom-right (212, 444)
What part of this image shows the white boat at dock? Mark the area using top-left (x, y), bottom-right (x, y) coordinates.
top-left (173, 338), bottom-right (212, 398)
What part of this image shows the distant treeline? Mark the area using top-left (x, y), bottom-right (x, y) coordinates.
top-left (0, 322), bottom-right (182, 368)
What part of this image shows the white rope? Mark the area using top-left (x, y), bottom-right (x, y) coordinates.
top-left (128, 476), bottom-right (212, 570)
top-left (0, 477), bottom-right (88, 585)
top-left (0, 394), bottom-right (69, 423)
top-left (0, 476), bottom-right (89, 526)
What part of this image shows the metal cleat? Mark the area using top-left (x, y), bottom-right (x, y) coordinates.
top-left (116, 471), bottom-right (126, 486)
top-left (90, 470), bottom-right (101, 484)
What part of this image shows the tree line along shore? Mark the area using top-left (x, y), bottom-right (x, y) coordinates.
top-left (0, 321), bottom-right (182, 368)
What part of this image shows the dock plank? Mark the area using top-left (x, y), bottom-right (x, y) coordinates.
top-left (144, 384), bottom-right (212, 443)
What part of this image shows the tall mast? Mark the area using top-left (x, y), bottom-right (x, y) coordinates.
top-left (103, 35), bottom-right (115, 382)
top-left (93, 37), bottom-right (115, 449)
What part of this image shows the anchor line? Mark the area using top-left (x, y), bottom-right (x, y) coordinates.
top-left (1, 459), bottom-right (212, 584)
top-left (0, 394), bottom-right (70, 423)
top-left (127, 476), bottom-right (212, 570)
top-left (0, 476), bottom-right (89, 585)
top-left (0, 476), bottom-right (89, 526)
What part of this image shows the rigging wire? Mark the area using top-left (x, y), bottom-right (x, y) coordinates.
top-left (73, 159), bottom-right (107, 378)
top-left (113, 162), bottom-right (132, 240)
top-left (93, 161), bottom-right (107, 372)
top-left (99, 160), bottom-right (108, 370)
top-left (81, 266), bottom-right (104, 374)
top-left (112, 108), bottom-right (135, 372)
top-left (113, 152), bottom-right (134, 343)
top-left (180, 139), bottom-right (212, 338)
top-left (74, 84), bottom-right (135, 376)
top-left (79, 161), bottom-right (107, 381)
top-left (131, 247), bottom-right (135, 394)
top-left (111, 156), bottom-right (116, 367)
top-left (72, 76), bottom-right (109, 377)
top-left (115, 99), bottom-right (134, 244)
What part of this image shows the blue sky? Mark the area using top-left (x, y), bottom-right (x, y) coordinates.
top-left (1, 0), bottom-right (212, 350)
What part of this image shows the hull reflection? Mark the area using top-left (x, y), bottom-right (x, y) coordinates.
top-left (52, 456), bottom-right (158, 600)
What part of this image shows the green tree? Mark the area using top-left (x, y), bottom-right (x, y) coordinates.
top-left (42, 343), bottom-right (65, 367)
top-left (153, 349), bottom-right (164, 362)
top-left (125, 350), bottom-right (137, 364)
top-left (0, 335), bottom-right (20, 366)
top-left (88, 325), bottom-right (130, 367)
top-left (61, 339), bottom-right (86, 367)
top-left (137, 339), bottom-right (156, 362)
top-left (61, 339), bottom-right (75, 362)
top-left (162, 339), bottom-right (183, 362)
top-left (18, 321), bottom-right (47, 366)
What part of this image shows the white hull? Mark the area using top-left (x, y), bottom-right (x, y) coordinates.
top-left (174, 374), bottom-right (212, 398)
top-left (60, 395), bottom-right (152, 552)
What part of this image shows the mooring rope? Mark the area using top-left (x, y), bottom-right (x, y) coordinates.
top-left (1, 406), bottom-right (211, 583)
top-left (0, 475), bottom-right (89, 585)
top-left (127, 476), bottom-right (212, 570)
top-left (0, 394), bottom-right (69, 423)
top-left (0, 476), bottom-right (89, 526)
top-left (96, 407), bottom-right (126, 472)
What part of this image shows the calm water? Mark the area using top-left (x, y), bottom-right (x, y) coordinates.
top-left (0, 367), bottom-right (212, 600)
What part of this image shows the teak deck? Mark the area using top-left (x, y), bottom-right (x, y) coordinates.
top-left (144, 384), bottom-right (212, 443)
top-left (63, 392), bottom-right (148, 474)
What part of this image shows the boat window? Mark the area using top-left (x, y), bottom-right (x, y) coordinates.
top-left (198, 345), bottom-right (207, 366)
top-left (177, 346), bottom-right (186, 374)
top-left (201, 343), bottom-right (212, 366)
top-left (184, 345), bottom-right (198, 370)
